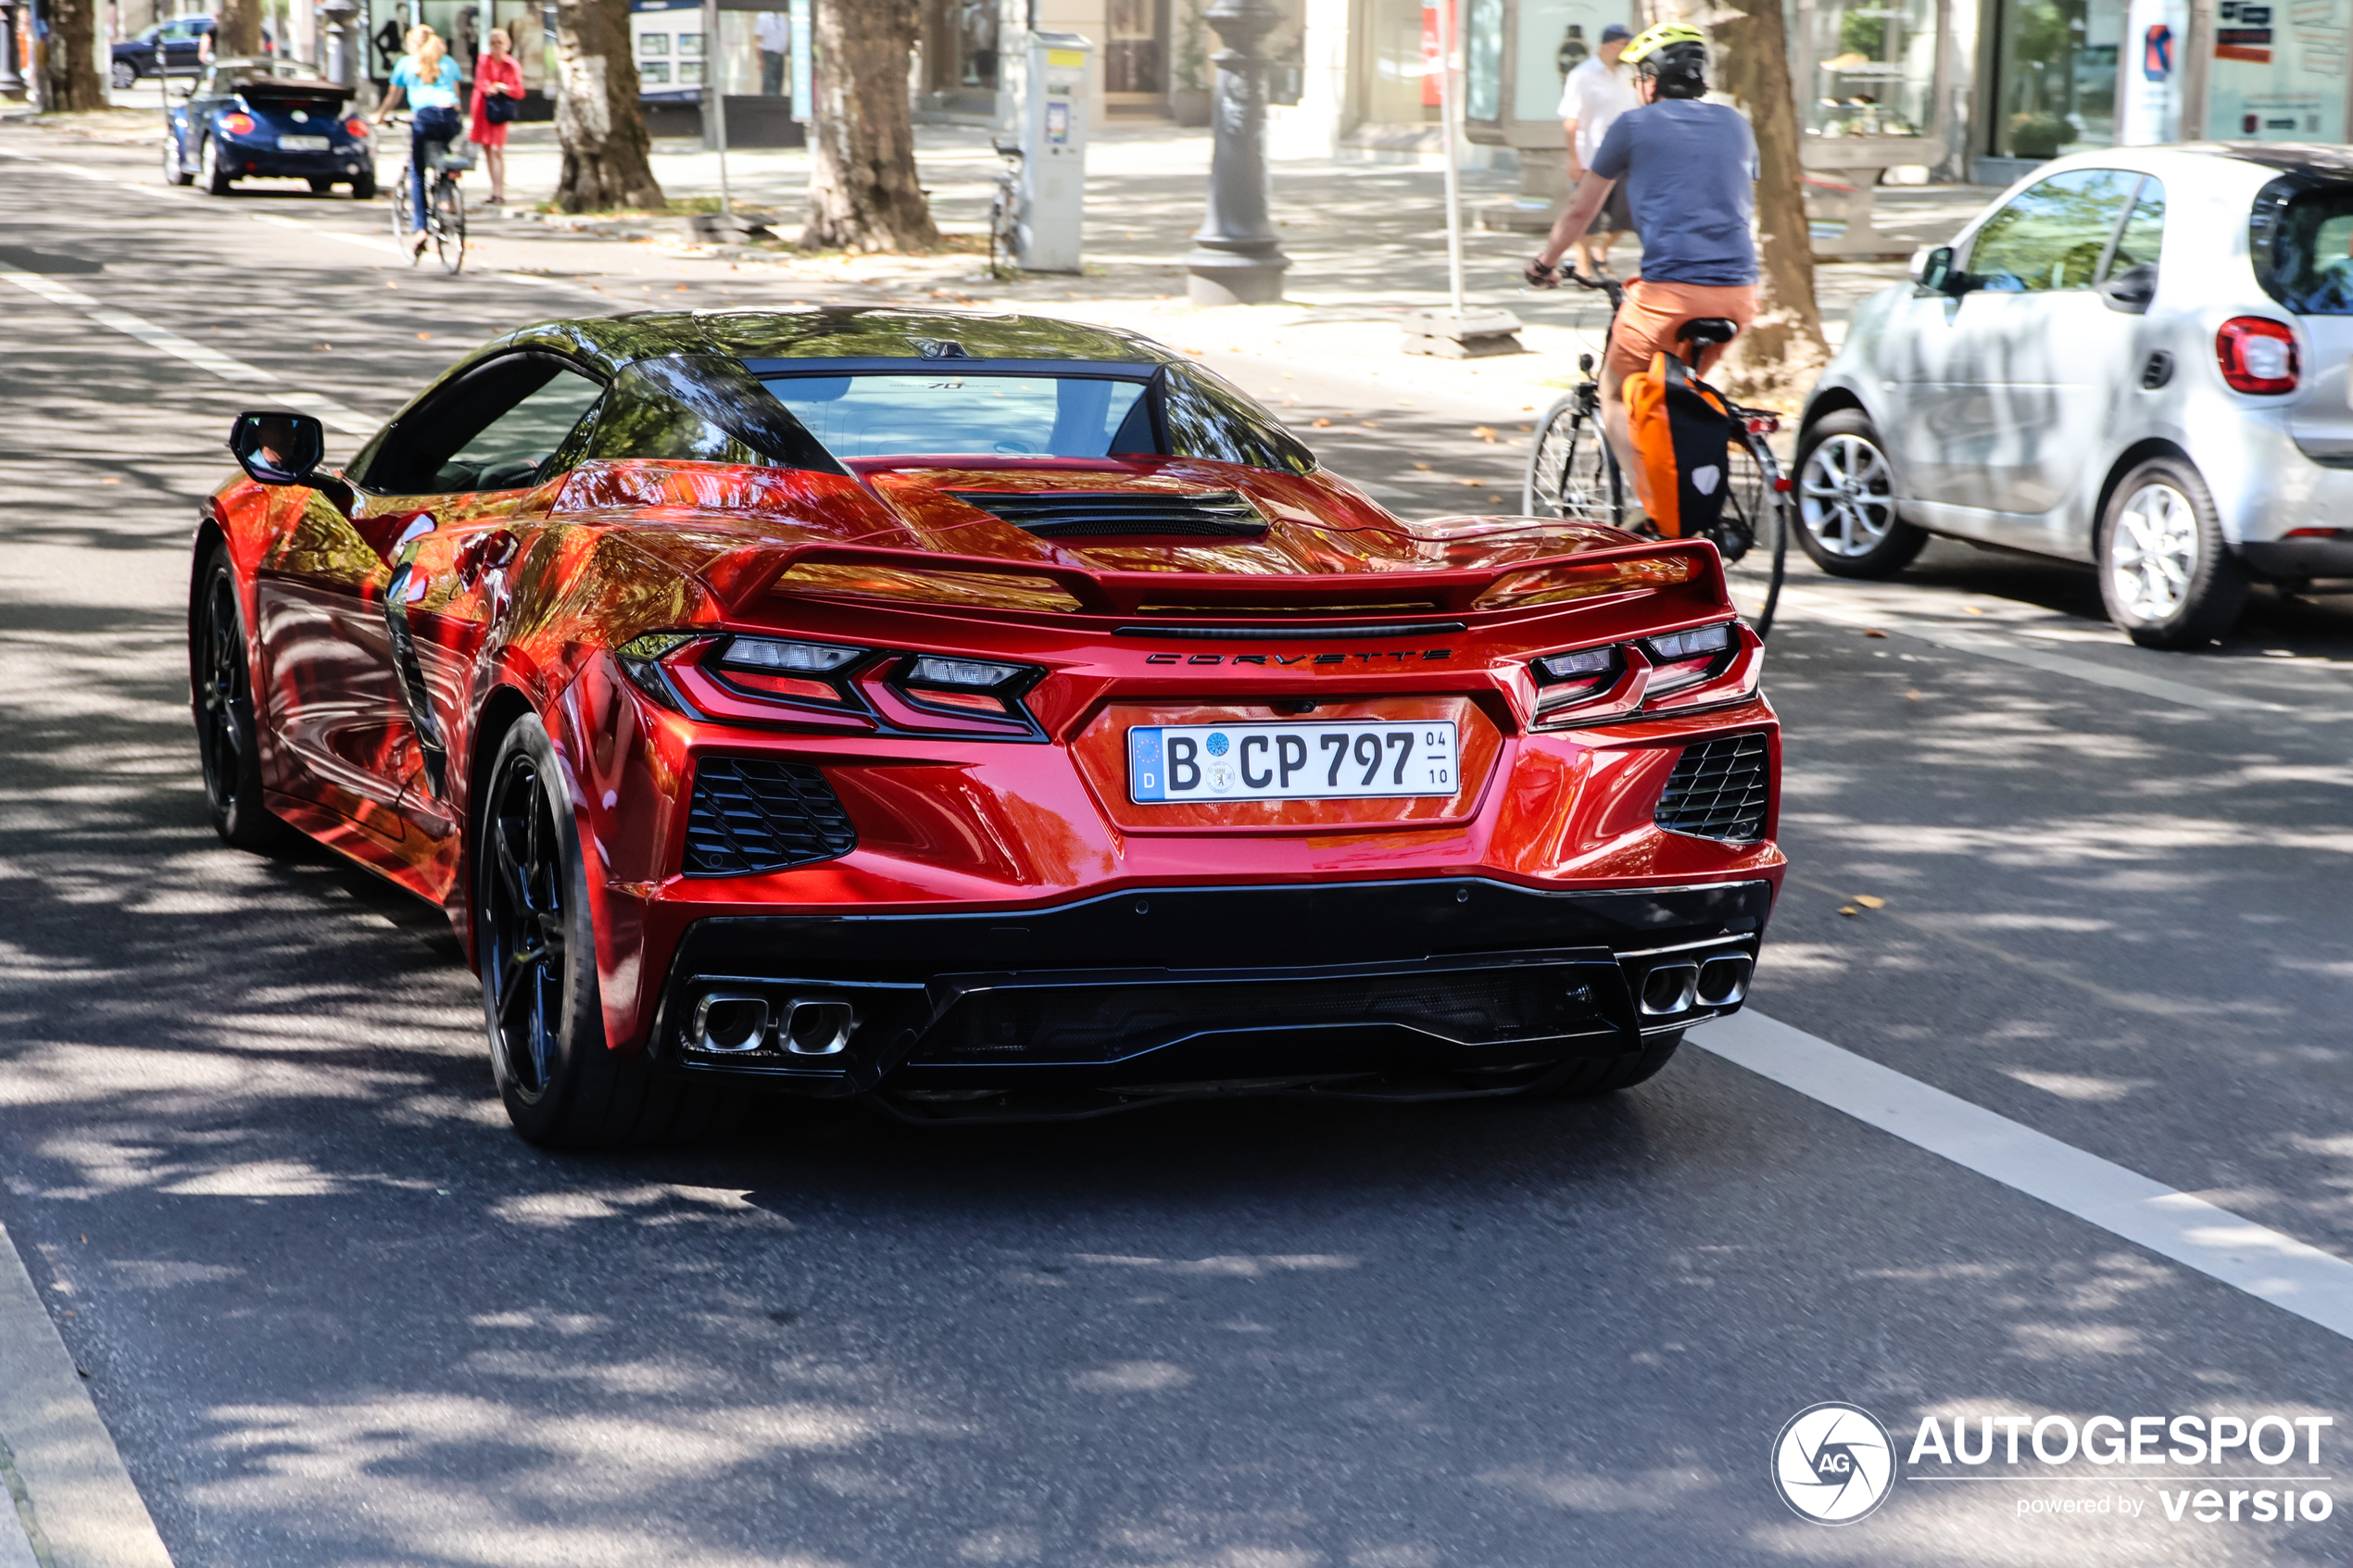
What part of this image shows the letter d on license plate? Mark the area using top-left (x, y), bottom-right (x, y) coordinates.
top-left (1130, 721), bottom-right (1459, 803)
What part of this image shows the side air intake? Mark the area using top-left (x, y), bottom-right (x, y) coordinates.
top-left (683, 758), bottom-right (857, 876)
top-left (1654, 734), bottom-right (1770, 843)
top-left (946, 489), bottom-right (1268, 538)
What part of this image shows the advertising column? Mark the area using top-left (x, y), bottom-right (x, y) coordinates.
top-left (2119, 0), bottom-right (2188, 141)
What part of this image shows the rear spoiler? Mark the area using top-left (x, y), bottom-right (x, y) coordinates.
top-left (702, 537), bottom-right (1729, 619)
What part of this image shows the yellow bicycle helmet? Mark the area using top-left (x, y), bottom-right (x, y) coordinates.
top-left (1619, 23), bottom-right (1706, 66)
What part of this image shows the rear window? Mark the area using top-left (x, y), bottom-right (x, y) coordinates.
top-left (2255, 182), bottom-right (2353, 315)
top-left (759, 372), bottom-right (1152, 459)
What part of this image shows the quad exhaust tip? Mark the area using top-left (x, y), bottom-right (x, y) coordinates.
top-left (1636, 954), bottom-right (1753, 1017)
top-left (690, 992), bottom-right (860, 1057)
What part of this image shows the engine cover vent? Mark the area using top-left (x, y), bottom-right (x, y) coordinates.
top-left (1654, 734), bottom-right (1770, 843)
top-left (683, 758), bottom-right (857, 876)
top-left (947, 489), bottom-right (1268, 538)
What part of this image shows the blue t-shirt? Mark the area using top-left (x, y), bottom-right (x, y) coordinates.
top-left (391, 54), bottom-right (462, 111)
top-left (1589, 100), bottom-right (1760, 286)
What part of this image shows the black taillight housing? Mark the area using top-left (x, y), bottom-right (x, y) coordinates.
top-left (891, 654), bottom-right (1040, 716)
top-left (1529, 620), bottom-right (1749, 726)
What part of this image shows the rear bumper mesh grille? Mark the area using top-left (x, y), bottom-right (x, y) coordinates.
top-left (946, 488), bottom-right (1267, 538)
top-left (683, 758), bottom-right (857, 876)
top-left (1655, 734), bottom-right (1769, 842)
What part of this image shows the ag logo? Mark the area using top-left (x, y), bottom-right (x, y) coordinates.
top-left (1771, 1403), bottom-right (1894, 1524)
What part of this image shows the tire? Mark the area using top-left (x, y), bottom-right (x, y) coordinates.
top-left (308, 176), bottom-right (334, 194)
top-left (2097, 457), bottom-right (2247, 649)
top-left (1523, 392), bottom-right (1623, 526)
top-left (160, 132), bottom-right (193, 186)
top-left (434, 179), bottom-right (466, 274)
top-left (1519, 1031), bottom-right (1683, 1099)
top-left (477, 715), bottom-right (731, 1149)
top-left (1793, 409), bottom-right (1927, 578)
top-left (349, 170), bottom-right (376, 200)
top-left (112, 59), bottom-right (138, 90)
top-left (1718, 430), bottom-right (1790, 639)
top-left (198, 134), bottom-right (233, 196)
top-left (190, 547), bottom-right (284, 850)
top-left (390, 170), bottom-right (414, 243)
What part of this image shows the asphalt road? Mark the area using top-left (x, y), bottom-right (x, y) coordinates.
top-left (4, 133), bottom-right (2353, 1568)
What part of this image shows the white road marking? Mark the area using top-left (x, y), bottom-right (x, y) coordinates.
top-left (1773, 585), bottom-right (2287, 713)
top-left (0, 261), bottom-right (375, 433)
top-left (249, 212), bottom-right (312, 230)
top-left (1701, 1010), bottom-right (2353, 1342)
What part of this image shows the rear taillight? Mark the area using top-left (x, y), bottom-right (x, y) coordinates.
top-left (893, 655), bottom-right (1038, 717)
top-left (1529, 621), bottom-right (1746, 724)
top-left (220, 112), bottom-right (256, 135)
top-left (1642, 622), bottom-right (1735, 696)
top-left (2215, 317), bottom-right (2298, 395)
top-left (344, 116), bottom-right (370, 137)
top-left (1531, 646), bottom-right (1621, 712)
top-left (715, 636), bottom-right (864, 706)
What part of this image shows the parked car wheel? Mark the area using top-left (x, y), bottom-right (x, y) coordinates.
top-left (198, 135), bottom-right (233, 196)
top-left (1793, 409), bottom-right (1927, 579)
top-left (349, 170), bottom-right (375, 200)
top-left (160, 132), bottom-right (192, 186)
top-left (2098, 458), bottom-right (2247, 649)
top-left (478, 715), bottom-right (736, 1149)
top-left (111, 58), bottom-right (139, 90)
top-left (308, 176), bottom-right (335, 194)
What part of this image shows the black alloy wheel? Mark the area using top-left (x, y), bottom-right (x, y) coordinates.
top-left (191, 548), bottom-right (280, 848)
top-left (476, 715), bottom-right (733, 1148)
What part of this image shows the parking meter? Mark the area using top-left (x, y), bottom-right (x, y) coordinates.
top-left (1014, 31), bottom-right (1088, 273)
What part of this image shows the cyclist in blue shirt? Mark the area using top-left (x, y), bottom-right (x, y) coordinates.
top-left (375, 26), bottom-right (466, 257)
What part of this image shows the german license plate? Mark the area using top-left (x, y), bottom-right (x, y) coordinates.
top-left (277, 134), bottom-right (331, 150)
top-left (1129, 721), bottom-right (1459, 803)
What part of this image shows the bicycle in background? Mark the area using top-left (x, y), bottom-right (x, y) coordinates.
top-left (384, 114), bottom-right (472, 276)
top-left (1522, 267), bottom-right (1791, 637)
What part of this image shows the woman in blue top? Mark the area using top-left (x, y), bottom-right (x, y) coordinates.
top-left (374, 26), bottom-right (465, 257)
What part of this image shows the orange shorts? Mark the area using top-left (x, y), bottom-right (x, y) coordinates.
top-left (1604, 279), bottom-right (1760, 378)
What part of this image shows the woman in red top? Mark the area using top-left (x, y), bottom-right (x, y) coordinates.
top-left (469, 28), bottom-right (523, 204)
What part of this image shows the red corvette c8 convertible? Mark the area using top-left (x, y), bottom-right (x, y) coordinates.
top-left (193, 307), bottom-right (1783, 1146)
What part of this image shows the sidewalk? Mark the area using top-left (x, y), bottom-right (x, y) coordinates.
top-left (19, 102), bottom-right (1996, 418)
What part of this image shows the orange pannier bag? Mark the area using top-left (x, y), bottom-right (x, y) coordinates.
top-left (1621, 349), bottom-right (1736, 538)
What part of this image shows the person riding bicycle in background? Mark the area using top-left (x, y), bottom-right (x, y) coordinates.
top-left (375, 25), bottom-right (466, 258)
top-left (1523, 24), bottom-right (1758, 492)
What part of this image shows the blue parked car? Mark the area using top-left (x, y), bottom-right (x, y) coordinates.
top-left (163, 57), bottom-right (374, 199)
top-left (112, 14), bottom-right (214, 89)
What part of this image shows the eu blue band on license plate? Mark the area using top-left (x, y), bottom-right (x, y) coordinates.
top-left (1129, 721), bottom-right (1459, 804)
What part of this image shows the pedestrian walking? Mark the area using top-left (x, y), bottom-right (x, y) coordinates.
top-left (757, 10), bottom-right (789, 96)
top-left (470, 28), bottom-right (522, 206)
top-left (376, 25), bottom-right (466, 257)
top-left (1557, 21), bottom-right (1639, 278)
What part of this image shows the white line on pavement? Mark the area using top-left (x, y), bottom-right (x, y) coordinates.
top-left (0, 262), bottom-right (376, 434)
top-left (1773, 586), bottom-right (2287, 714)
top-left (1701, 1010), bottom-right (2353, 1342)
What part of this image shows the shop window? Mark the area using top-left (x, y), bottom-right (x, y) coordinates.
top-left (1797, 0), bottom-right (1938, 140)
top-left (2207, 0), bottom-right (2349, 143)
top-left (1512, 0), bottom-right (1625, 123)
top-left (1989, 0), bottom-right (2123, 157)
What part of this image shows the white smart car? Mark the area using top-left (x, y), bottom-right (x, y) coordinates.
top-left (1793, 144), bottom-right (2353, 647)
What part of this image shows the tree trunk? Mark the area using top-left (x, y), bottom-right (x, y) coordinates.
top-left (216, 0), bottom-right (264, 59)
top-left (804, 0), bottom-right (937, 252)
top-left (551, 0), bottom-right (665, 211)
top-left (35, 0), bottom-right (107, 111)
top-left (1661, 0), bottom-right (1830, 409)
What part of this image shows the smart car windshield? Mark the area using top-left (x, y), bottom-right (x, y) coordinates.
top-left (2259, 183), bottom-right (2353, 315)
top-left (758, 372), bottom-right (1153, 459)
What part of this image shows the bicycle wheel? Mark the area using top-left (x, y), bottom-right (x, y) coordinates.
top-left (1522, 392), bottom-right (1622, 526)
top-left (1716, 429), bottom-right (1789, 639)
top-left (389, 167), bottom-right (413, 245)
top-left (434, 179), bottom-right (466, 274)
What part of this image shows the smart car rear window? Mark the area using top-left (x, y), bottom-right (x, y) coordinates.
top-left (758, 372), bottom-right (1153, 460)
top-left (2253, 180), bottom-right (2353, 315)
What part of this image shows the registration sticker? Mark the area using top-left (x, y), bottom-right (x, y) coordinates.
top-left (1130, 721), bottom-right (1459, 803)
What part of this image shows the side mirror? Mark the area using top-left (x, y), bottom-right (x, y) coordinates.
top-left (1910, 245), bottom-right (1962, 295)
top-left (227, 410), bottom-right (355, 511)
top-left (2097, 261), bottom-right (2158, 315)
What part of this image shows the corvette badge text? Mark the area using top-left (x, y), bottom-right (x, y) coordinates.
top-left (1774, 1403), bottom-right (2338, 1528)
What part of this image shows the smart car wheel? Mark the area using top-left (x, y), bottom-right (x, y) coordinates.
top-left (112, 59), bottom-right (138, 90)
top-left (198, 134), bottom-right (233, 196)
top-left (160, 132), bottom-right (192, 186)
top-left (1793, 410), bottom-right (1926, 579)
top-left (191, 547), bottom-right (282, 850)
top-left (2098, 458), bottom-right (2247, 649)
top-left (477, 715), bottom-right (733, 1149)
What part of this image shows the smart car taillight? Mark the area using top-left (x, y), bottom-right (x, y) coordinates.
top-left (220, 112), bottom-right (256, 135)
top-left (2215, 317), bottom-right (2299, 395)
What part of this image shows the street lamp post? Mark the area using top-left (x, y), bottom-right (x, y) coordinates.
top-left (0, 2), bottom-right (24, 100)
top-left (1181, 0), bottom-right (1288, 307)
top-left (320, 0), bottom-right (358, 88)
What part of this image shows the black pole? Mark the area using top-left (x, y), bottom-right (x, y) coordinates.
top-left (1181, 0), bottom-right (1288, 306)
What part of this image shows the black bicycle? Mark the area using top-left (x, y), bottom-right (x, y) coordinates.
top-left (1522, 269), bottom-right (1789, 637)
top-left (385, 115), bottom-right (472, 276)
